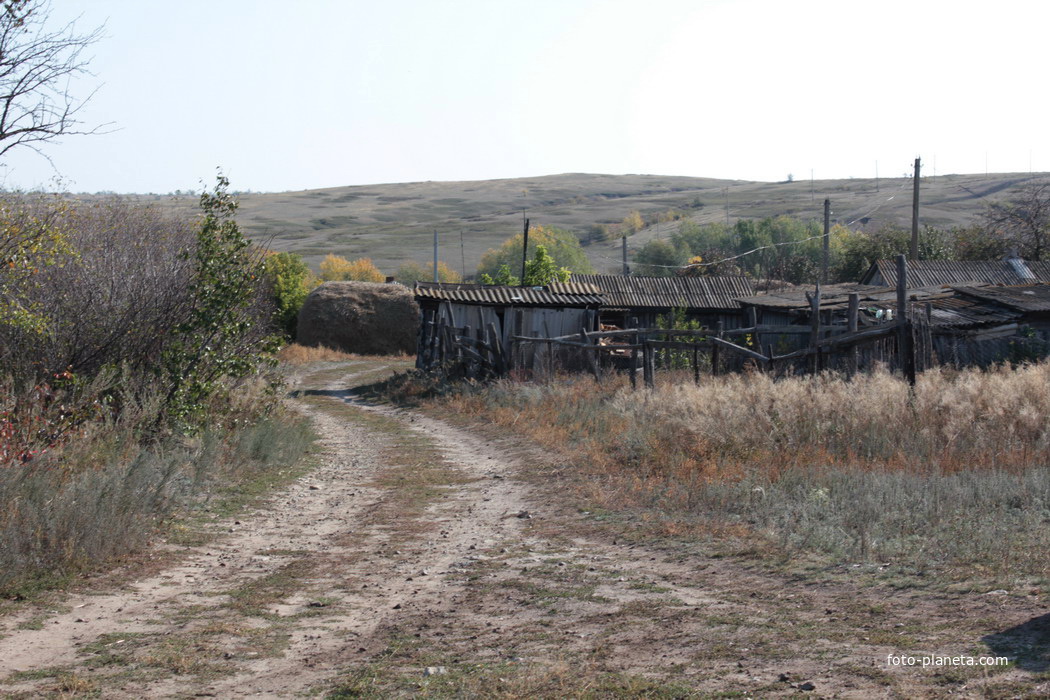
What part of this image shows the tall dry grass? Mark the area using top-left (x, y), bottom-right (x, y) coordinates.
top-left (278, 343), bottom-right (412, 366)
top-left (0, 382), bottom-right (316, 597)
top-left (442, 365), bottom-right (1050, 582)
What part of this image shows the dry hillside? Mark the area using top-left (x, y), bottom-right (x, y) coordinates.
top-left (111, 171), bottom-right (1047, 276)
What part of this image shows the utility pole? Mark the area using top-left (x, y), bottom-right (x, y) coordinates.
top-left (622, 235), bottom-right (629, 276)
top-left (432, 229), bottom-right (439, 283)
top-left (875, 160), bottom-right (879, 192)
top-left (459, 229), bottom-right (466, 280)
top-left (810, 169), bottom-right (814, 202)
top-left (723, 187), bottom-right (730, 227)
top-left (911, 157), bottom-right (920, 260)
top-left (822, 198), bottom-right (830, 285)
top-left (520, 217), bottom-right (530, 286)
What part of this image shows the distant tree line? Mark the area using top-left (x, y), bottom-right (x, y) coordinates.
top-left (630, 182), bottom-right (1050, 284)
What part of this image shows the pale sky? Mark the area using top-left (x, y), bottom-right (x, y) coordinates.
top-left (2, 0), bottom-right (1046, 193)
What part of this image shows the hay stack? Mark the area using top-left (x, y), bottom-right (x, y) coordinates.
top-left (296, 281), bottom-right (419, 356)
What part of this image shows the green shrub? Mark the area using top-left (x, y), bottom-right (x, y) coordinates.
top-left (262, 251), bottom-right (316, 338)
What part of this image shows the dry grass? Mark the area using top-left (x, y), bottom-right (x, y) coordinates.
top-left (436, 364), bottom-right (1050, 583)
top-left (0, 405), bottom-right (316, 598)
top-left (278, 343), bottom-right (411, 366)
top-left (279, 343), bottom-right (360, 364)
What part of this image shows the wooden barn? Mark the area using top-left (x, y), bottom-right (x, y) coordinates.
top-left (413, 282), bottom-right (603, 371)
top-left (547, 274), bottom-right (754, 330)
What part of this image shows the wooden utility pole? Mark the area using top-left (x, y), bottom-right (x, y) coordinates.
top-left (520, 217), bottom-right (530, 286)
top-left (622, 235), bottom-right (629, 276)
top-left (433, 229), bottom-right (439, 283)
top-left (822, 198), bottom-right (830, 285)
top-left (911, 157), bottom-right (921, 259)
top-left (459, 229), bottom-right (466, 280)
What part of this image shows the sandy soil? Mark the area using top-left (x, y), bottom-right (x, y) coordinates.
top-left (0, 360), bottom-right (1046, 698)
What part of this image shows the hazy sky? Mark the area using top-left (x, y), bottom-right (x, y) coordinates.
top-left (2, 0), bottom-right (1046, 193)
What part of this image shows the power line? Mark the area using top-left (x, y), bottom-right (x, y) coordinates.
top-left (604, 177), bottom-right (914, 271)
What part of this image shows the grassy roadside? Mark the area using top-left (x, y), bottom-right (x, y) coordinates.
top-left (373, 365), bottom-right (1050, 593)
top-left (0, 409), bottom-right (318, 605)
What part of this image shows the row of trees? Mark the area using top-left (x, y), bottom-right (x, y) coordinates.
top-left (631, 181), bottom-right (1050, 283)
top-left (632, 216), bottom-right (1013, 284)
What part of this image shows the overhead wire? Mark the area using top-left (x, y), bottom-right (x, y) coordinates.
top-left (606, 177), bottom-right (915, 270)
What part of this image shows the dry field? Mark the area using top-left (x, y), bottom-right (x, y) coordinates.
top-left (1, 356), bottom-right (1045, 698)
top-left (437, 365), bottom-right (1050, 585)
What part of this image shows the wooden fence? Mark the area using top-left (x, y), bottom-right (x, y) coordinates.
top-left (417, 256), bottom-right (1040, 386)
top-left (420, 304), bottom-right (917, 389)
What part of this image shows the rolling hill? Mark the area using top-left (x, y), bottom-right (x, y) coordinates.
top-left (137, 171), bottom-right (1048, 277)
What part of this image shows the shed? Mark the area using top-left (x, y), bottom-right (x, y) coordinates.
top-left (920, 285), bottom-right (1050, 366)
top-left (413, 282), bottom-right (603, 370)
top-left (547, 274), bottom-right (754, 329)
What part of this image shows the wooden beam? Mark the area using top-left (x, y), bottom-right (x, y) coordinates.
top-left (710, 336), bottom-right (769, 363)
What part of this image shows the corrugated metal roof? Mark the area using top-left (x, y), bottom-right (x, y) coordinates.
top-left (862, 259), bottom-right (1050, 287)
top-left (414, 282), bottom-right (602, 307)
top-left (548, 274), bottom-right (755, 310)
top-left (951, 284), bottom-right (1050, 313)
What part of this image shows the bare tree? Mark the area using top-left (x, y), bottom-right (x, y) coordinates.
top-left (982, 180), bottom-right (1050, 261)
top-left (0, 0), bottom-right (104, 160)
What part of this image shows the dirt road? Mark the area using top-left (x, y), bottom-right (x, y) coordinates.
top-left (0, 359), bottom-right (1046, 698)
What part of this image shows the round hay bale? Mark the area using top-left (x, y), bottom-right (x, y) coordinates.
top-left (296, 281), bottom-right (419, 355)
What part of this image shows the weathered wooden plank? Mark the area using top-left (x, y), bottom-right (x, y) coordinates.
top-left (847, 292), bottom-right (859, 375)
top-left (773, 324), bottom-right (897, 361)
top-left (580, 327), bottom-right (600, 382)
top-left (711, 321), bottom-right (722, 376)
top-left (644, 342), bottom-right (655, 389)
top-left (710, 336), bottom-right (769, 363)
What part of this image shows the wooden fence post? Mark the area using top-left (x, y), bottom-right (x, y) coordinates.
top-left (546, 339), bottom-right (554, 382)
top-left (807, 284), bottom-right (821, 373)
top-left (847, 292), bottom-right (859, 376)
top-left (896, 254), bottom-right (916, 386)
top-left (643, 336), bottom-right (655, 389)
top-left (580, 328), bottom-right (600, 382)
top-left (629, 331), bottom-right (639, 390)
top-left (711, 321), bottom-right (722, 376)
top-left (747, 306), bottom-right (760, 362)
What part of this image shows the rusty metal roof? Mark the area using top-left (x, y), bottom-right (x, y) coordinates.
top-left (951, 284), bottom-right (1050, 313)
top-left (414, 282), bottom-right (602, 307)
top-left (548, 274), bottom-right (755, 310)
top-left (862, 259), bottom-right (1050, 287)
